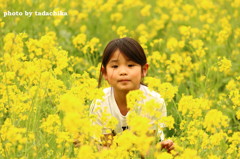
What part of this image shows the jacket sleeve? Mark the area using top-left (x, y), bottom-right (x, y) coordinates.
top-left (89, 99), bottom-right (112, 134)
top-left (157, 99), bottom-right (167, 141)
top-left (147, 96), bottom-right (167, 141)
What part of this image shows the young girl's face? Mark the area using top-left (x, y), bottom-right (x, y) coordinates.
top-left (103, 49), bottom-right (148, 93)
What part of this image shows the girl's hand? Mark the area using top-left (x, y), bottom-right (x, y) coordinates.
top-left (161, 139), bottom-right (174, 153)
top-left (73, 139), bottom-right (80, 147)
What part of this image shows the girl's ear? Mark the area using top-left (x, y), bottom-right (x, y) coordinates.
top-left (102, 67), bottom-right (108, 80)
top-left (142, 63), bottom-right (149, 77)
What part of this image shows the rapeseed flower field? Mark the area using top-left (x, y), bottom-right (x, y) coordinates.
top-left (0, 0), bottom-right (239, 158)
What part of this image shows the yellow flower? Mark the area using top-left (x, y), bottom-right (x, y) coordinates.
top-left (229, 89), bottom-right (240, 107)
top-left (231, 0), bottom-right (240, 7)
top-left (72, 33), bottom-right (87, 50)
top-left (39, 32), bottom-right (57, 52)
top-left (199, 75), bottom-right (206, 81)
top-left (80, 25), bottom-right (87, 33)
top-left (3, 72), bottom-right (15, 84)
top-left (26, 38), bottom-right (42, 55)
top-left (190, 27), bottom-right (200, 38)
top-left (218, 57), bottom-right (232, 74)
top-left (54, 50), bottom-right (69, 75)
top-left (155, 152), bottom-right (173, 159)
top-left (234, 28), bottom-right (240, 39)
top-left (226, 79), bottom-right (238, 91)
top-left (147, 18), bottom-right (166, 38)
top-left (198, 0), bottom-right (215, 10)
top-left (56, 131), bottom-right (71, 146)
top-left (159, 116), bottom-right (175, 130)
top-left (136, 24), bottom-right (148, 37)
top-left (99, 0), bottom-right (117, 12)
top-left (58, 93), bottom-right (84, 113)
top-left (236, 110), bottom-right (240, 120)
top-left (178, 95), bottom-right (211, 119)
top-left (127, 112), bottom-right (152, 135)
top-left (0, 18), bottom-right (5, 28)
top-left (140, 4), bottom-right (151, 17)
top-left (110, 12), bottom-right (123, 22)
top-left (158, 83), bottom-right (178, 102)
top-left (217, 28), bottom-right (232, 44)
top-left (116, 26), bottom-right (128, 38)
top-left (189, 39), bottom-right (204, 49)
top-left (175, 148), bottom-right (200, 159)
top-left (113, 130), bottom-right (154, 156)
top-left (122, 0), bottom-right (143, 9)
top-left (0, 118), bottom-right (27, 144)
top-left (167, 37), bottom-right (178, 52)
top-left (179, 26), bottom-right (191, 39)
top-left (113, 131), bottom-right (138, 151)
top-left (53, 8), bottom-right (64, 26)
top-left (147, 51), bottom-right (167, 68)
top-left (227, 132), bottom-right (240, 155)
top-left (126, 90), bottom-right (145, 110)
top-left (88, 37), bottom-right (101, 54)
top-left (40, 114), bottom-right (61, 135)
top-left (182, 4), bottom-right (197, 18)
top-left (81, 37), bottom-right (101, 56)
top-left (77, 145), bottom-right (95, 159)
top-left (207, 155), bottom-right (221, 159)
top-left (142, 99), bottom-right (165, 118)
top-left (3, 33), bottom-right (28, 55)
top-left (203, 109), bottom-right (229, 133)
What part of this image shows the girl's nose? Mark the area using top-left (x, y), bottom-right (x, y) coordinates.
top-left (119, 66), bottom-right (127, 75)
top-left (120, 72), bottom-right (127, 76)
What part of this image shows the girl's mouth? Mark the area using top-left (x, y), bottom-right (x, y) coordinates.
top-left (118, 79), bottom-right (130, 82)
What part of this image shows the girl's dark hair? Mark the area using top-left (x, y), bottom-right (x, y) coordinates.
top-left (98, 37), bottom-right (147, 87)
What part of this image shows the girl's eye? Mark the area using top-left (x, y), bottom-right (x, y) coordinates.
top-left (128, 64), bottom-right (135, 67)
top-left (112, 65), bottom-right (118, 68)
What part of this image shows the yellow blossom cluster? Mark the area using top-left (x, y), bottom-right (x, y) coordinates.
top-left (203, 109), bottom-right (229, 133)
top-left (218, 57), bottom-right (232, 75)
top-left (178, 95), bottom-right (212, 119)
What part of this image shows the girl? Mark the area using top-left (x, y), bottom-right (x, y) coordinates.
top-left (90, 37), bottom-right (174, 152)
